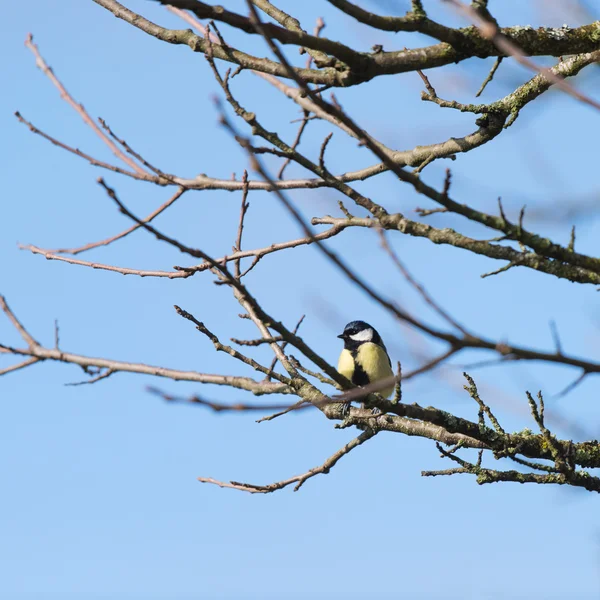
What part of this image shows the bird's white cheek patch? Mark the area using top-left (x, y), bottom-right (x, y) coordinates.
top-left (349, 328), bottom-right (374, 342)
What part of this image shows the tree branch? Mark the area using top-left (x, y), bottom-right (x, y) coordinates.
top-left (198, 429), bottom-right (377, 493)
top-left (91, 0), bottom-right (600, 87)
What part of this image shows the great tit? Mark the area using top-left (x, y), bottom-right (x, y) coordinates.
top-left (337, 320), bottom-right (394, 403)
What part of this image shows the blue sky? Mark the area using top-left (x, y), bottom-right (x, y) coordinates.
top-left (2, 1), bottom-right (600, 599)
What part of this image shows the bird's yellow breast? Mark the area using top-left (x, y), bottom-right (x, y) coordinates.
top-left (356, 343), bottom-right (394, 398)
top-left (337, 343), bottom-right (394, 398)
top-left (337, 348), bottom-right (355, 381)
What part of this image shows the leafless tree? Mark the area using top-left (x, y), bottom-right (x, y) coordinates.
top-left (5, 0), bottom-right (600, 494)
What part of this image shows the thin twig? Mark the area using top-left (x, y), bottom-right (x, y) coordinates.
top-left (234, 171), bottom-right (250, 278)
top-left (509, 455), bottom-right (558, 473)
top-left (50, 187), bottom-right (187, 255)
top-left (481, 260), bottom-right (520, 279)
top-left (65, 368), bottom-right (115, 386)
top-left (148, 386), bottom-right (302, 413)
top-left (97, 118), bottom-right (177, 180)
top-left (416, 68), bottom-right (437, 96)
top-left (378, 229), bottom-right (469, 335)
top-left (0, 295), bottom-right (40, 348)
top-left (549, 320), bottom-right (563, 356)
top-left (278, 110), bottom-right (311, 178)
top-left (463, 372), bottom-right (505, 434)
top-left (0, 357), bottom-right (40, 376)
top-left (554, 370), bottom-right (588, 399)
top-left (174, 305), bottom-right (290, 383)
top-left (24, 34), bottom-right (147, 174)
top-left (264, 314), bottom-right (305, 381)
top-left (319, 132), bottom-right (334, 170)
top-left (278, 17), bottom-right (326, 178)
top-left (475, 56), bottom-right (502, 97)
top-left (568, 226), bottom-right (576, 252)
top-left (197, 429), bottom-right (377, 493)
top-left (415, 206), bottom-right (448, 217)
top-left (23, 219), bottom-right (345, 278)
top-left (231, 336), bottom-right (285, 347)
top-left (15, 111), bottom-right (144, 180)
top-left (289, 355), bottom-right (338, 386)
top-left (54, 319), bottom-right (60, 349)
top-left (22, 244), bottom-right (191, 279)
top-left (256, 398), bottom-right (311, 423)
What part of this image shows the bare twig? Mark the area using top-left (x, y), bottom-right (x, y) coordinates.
top-left (54, 319), bottom-right (60, 349)
top-left (0, 357), bottom-right (40, 376)
top-left (15, 111), bottom-right (144, 180)
top-left (481, 260), bottom-right (521, 279)
top-left (289, 355), bottom-right (338, 387)
top-left (65, 369), bottom-right (115, 386)
top-left (554, 371), bottom-right (588, 399)
top-left (256, 398), bottom-right (311, 423)
top-left (174, 305), bottom-right (290, 383)
top-left (51, 187), bottom-right (187, 255)
top-left (415, 206), bottom-right (448, 217)
top-left (24, 34), bottom-right (147, 174)
top-left (416, 68), bottom-right (437, 96)
top-left (264, 315), bottom-right (305, 381)
top-left (1, 294), bottom-right (289, 394)
top-left (231, 336), bottom-right (285, 347)
top-left (319, 132), bottom-right (334, 170)
top-left (475, 56), bottom-right (503, 97)
top-left (549, 320), bottom-right (563, 356)
top-left (463, 372), bottom-right (505, 434)
top-left (197, 429), bottom-right (376, 493)
top-left (97, 118), bottom-right (178, 181)
top-left (568, 226), bottom-right (576, 252)
top-left (378, 229), bottom-right (470, 335)
top-left (278, 110), bottom-right (311, 178)
top-left (22, 244), bottom-right (191, 279)
top-left (148, 386), bottom-right (303, 413)
top-left (234, 171), bottom-right (250, 278)
top-left (0, 295), bottom-right (40, 348)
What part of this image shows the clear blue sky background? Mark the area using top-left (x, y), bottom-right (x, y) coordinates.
top-left (2, 1), bottom-right (600, 599)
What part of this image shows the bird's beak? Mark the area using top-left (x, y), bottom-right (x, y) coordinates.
top-left (337, 333), bottom-right (345, 339)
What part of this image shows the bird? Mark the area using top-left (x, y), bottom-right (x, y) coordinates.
top-left (337, 320), bottom-right (395, 408)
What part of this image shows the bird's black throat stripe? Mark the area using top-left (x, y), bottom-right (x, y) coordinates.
top-left (350, 350), bottom-right (370, 387)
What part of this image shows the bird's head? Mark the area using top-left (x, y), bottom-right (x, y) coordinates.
top-left (337, 320), bottom-right (378, 344)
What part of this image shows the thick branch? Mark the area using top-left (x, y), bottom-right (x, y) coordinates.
top-left (327, 0), bottom-right (463, 44)
top-left (2, 340), bottom-right (290, 394)
top-left (92, 0), bottom-right (338, 85)
top-left (313, 215), bottom-right (600, 286)
top-left (155, 0), bottom-right (362, 68)
top-left (0, 297), bottom-right (289, 395)
top-left (93, 0), bottom-right (600, 86)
